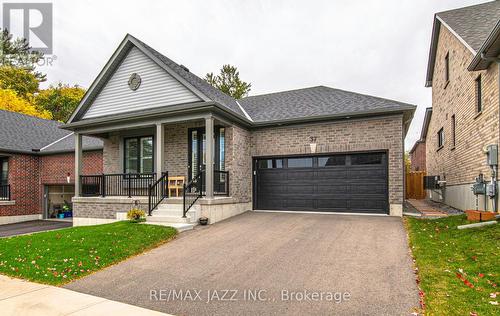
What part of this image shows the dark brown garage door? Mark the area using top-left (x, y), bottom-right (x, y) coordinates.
top-left (254, 152), bottom-right (388, 214)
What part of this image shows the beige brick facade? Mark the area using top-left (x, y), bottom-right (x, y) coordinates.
top-left (102, 133), bottom-right (120, 174)
top-left (250, 115), bottom-right (404, 206)
top-left (426, 26), bottom-right (500, 186)
top-left (226, 125), bottom-right (252, 203)
top-left (99, 115), bottom-right (405, 214)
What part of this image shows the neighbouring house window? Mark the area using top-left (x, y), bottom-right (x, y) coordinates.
top-left (444, 52), bottom-right (450, 83)
top-left (476, 75), bottom-right (482, 113)
top-left (0, 157), bottom-right (8, 185)
top-left (451, 114), bottom-right (456, 148)
top-left (437, 128), bottom-right (444, 148)
top-left (124, 136), bottom-right (153, 173)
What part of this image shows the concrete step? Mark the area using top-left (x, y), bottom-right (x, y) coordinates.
top-left (142, 221), bottom-right (195, 232)
top-left (153, 206), bottom-right (199, 217)
top-left (153, 209), bottom-right (184, 217)
top-left (156, 204), bottom-right (183, 211)
top-left (147, 215), bottom-right (193, 224)
top-left (163, 198), bottom-right (184, 204)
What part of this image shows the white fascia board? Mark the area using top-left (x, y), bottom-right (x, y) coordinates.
top-left (436, 16), bottom-right (477, 55)
top-left (39, 132), bottom-right (74, 151)
top-left (235, 100), bottom-right (253, 122)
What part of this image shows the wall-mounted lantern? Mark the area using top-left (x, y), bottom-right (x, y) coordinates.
top-left (66, 173), bottom-right (71, 184)
top-left (309, 136), bottom-right (317, 154)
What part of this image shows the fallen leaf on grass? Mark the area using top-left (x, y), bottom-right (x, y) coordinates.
top-left (456, 273), bottom-right (474, 288)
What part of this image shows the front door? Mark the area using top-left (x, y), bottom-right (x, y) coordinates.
top-left (188, 127), bottom-right (206, 182)
top-left (188, 126), bottom-right (226, 186)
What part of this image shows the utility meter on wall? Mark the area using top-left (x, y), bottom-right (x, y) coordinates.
top-left (485, 144), bottom-right (498, 166)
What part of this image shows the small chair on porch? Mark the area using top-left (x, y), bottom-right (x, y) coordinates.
top-left (168, 176), bottom-right (185, 197)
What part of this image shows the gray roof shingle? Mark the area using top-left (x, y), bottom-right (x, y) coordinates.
top-left (0, 110), bottom-right (102, 154)
top-left (437, 1), bottom-right (500, 52)
top-left (239, 86), bottom-right (415, 123)
top-left (133, 37), bottom-right (246, 118)
top-left (40, 133), bottom-right (103, 154)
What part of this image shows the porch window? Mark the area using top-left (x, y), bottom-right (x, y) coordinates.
top-left (124, 136), bottom-right (154, 173)
top-left (0, 157), bottom-right (7, 185)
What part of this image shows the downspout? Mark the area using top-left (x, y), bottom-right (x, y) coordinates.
top-left (479, 54), bottom-right (500, 212)
top-left (494, 57), bottom-right (500, 213)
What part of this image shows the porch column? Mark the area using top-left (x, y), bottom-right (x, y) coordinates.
top-left (155, 123), bottom-right (164, 180)
top-left (205, 116), bottom-right (214, 198)
top-left (74, 133), bottom-right (83, 197)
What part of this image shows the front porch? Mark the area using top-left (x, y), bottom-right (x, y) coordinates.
top-left (72, 114), bottom-right (252, 227)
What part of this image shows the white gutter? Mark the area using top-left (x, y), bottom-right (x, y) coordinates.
top-left (39, 132), bottom-right (74, 151)
top-left (235, 100), bottom-right (253, 122)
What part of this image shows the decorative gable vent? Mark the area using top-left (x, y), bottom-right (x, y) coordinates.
top-left (82, 47), bottom-right (201, 119)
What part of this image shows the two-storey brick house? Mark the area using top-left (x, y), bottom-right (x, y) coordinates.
top-left (424, 1), bottom-right (500, 211)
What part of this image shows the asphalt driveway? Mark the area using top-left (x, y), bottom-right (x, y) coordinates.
top-left (66, 212), bottom-right (419, 315)
top-left (0, 220), bottom-right (72, 237)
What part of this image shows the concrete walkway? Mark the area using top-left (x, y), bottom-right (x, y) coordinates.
top-left (66, 212), bottom-right (419, 315)
top-left (0, 220), bottom-right (72, 238)
top-left (406, 199), bottom-right (448, 217)
top-left (0, 275), bottom-right (171, 316)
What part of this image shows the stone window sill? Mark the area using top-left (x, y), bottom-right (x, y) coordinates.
top-left (474, 111), bottom-right (483, 120)
top-left (0, 200), bottom-right (15, 206)
top-left (437, 145), bottom-right (444, 152)
top-left (443, 80), bottom-right (450, 89)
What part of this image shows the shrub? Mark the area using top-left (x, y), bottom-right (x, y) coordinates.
top-left (127, 208), bottom-right (146, 222)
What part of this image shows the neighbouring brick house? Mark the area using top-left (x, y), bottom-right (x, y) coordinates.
top-left (409, 107), bottom-right (432, 172)
top-left (424, 1), bottom-right (500, 211)
top-left (0, 110), bottom-right (103, 224)
top-left (62, 34), bottom-right (415, 229)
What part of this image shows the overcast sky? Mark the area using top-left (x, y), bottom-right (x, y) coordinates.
top-left (6, 0), bottom-right (490, 147)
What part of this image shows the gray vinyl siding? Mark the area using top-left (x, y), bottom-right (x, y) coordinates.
top-left (83, 47), bottom-right (201, 119)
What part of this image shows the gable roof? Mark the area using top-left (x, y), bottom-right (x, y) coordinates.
top-left (469, 19), bottom-right (500, 70)
top-left (68, 34), bottom-right (247, 123)
top-left (135, 38), bottom-right (246, 118)
top-left (239, 86), bottom-right (415, 123)
top-left (426, 1), bottom-right (500, 87)
top-left (64, 35), bottom-right (415, 130)
top-left (0, 110), bottom-right (102, 154)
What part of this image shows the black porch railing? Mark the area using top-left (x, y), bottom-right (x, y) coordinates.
top-left (148, 172), bottom-right (168, 216)
top-left (0, 184), bottom-right (10, 201)
top-left (183, 170), bottom-right (230, 217)
top-left (81, 173), bottom-right (156, 197)
top-left (183, 171), bottom-right (203, 218)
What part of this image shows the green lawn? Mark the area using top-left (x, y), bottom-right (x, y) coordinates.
top-left (406, 215), bottom-right (499, 315)
top-left (0, 221), bottom-right (177, 285)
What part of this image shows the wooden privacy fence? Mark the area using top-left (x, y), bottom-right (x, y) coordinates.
top-left (406, 171), bottom-right (426, 199)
